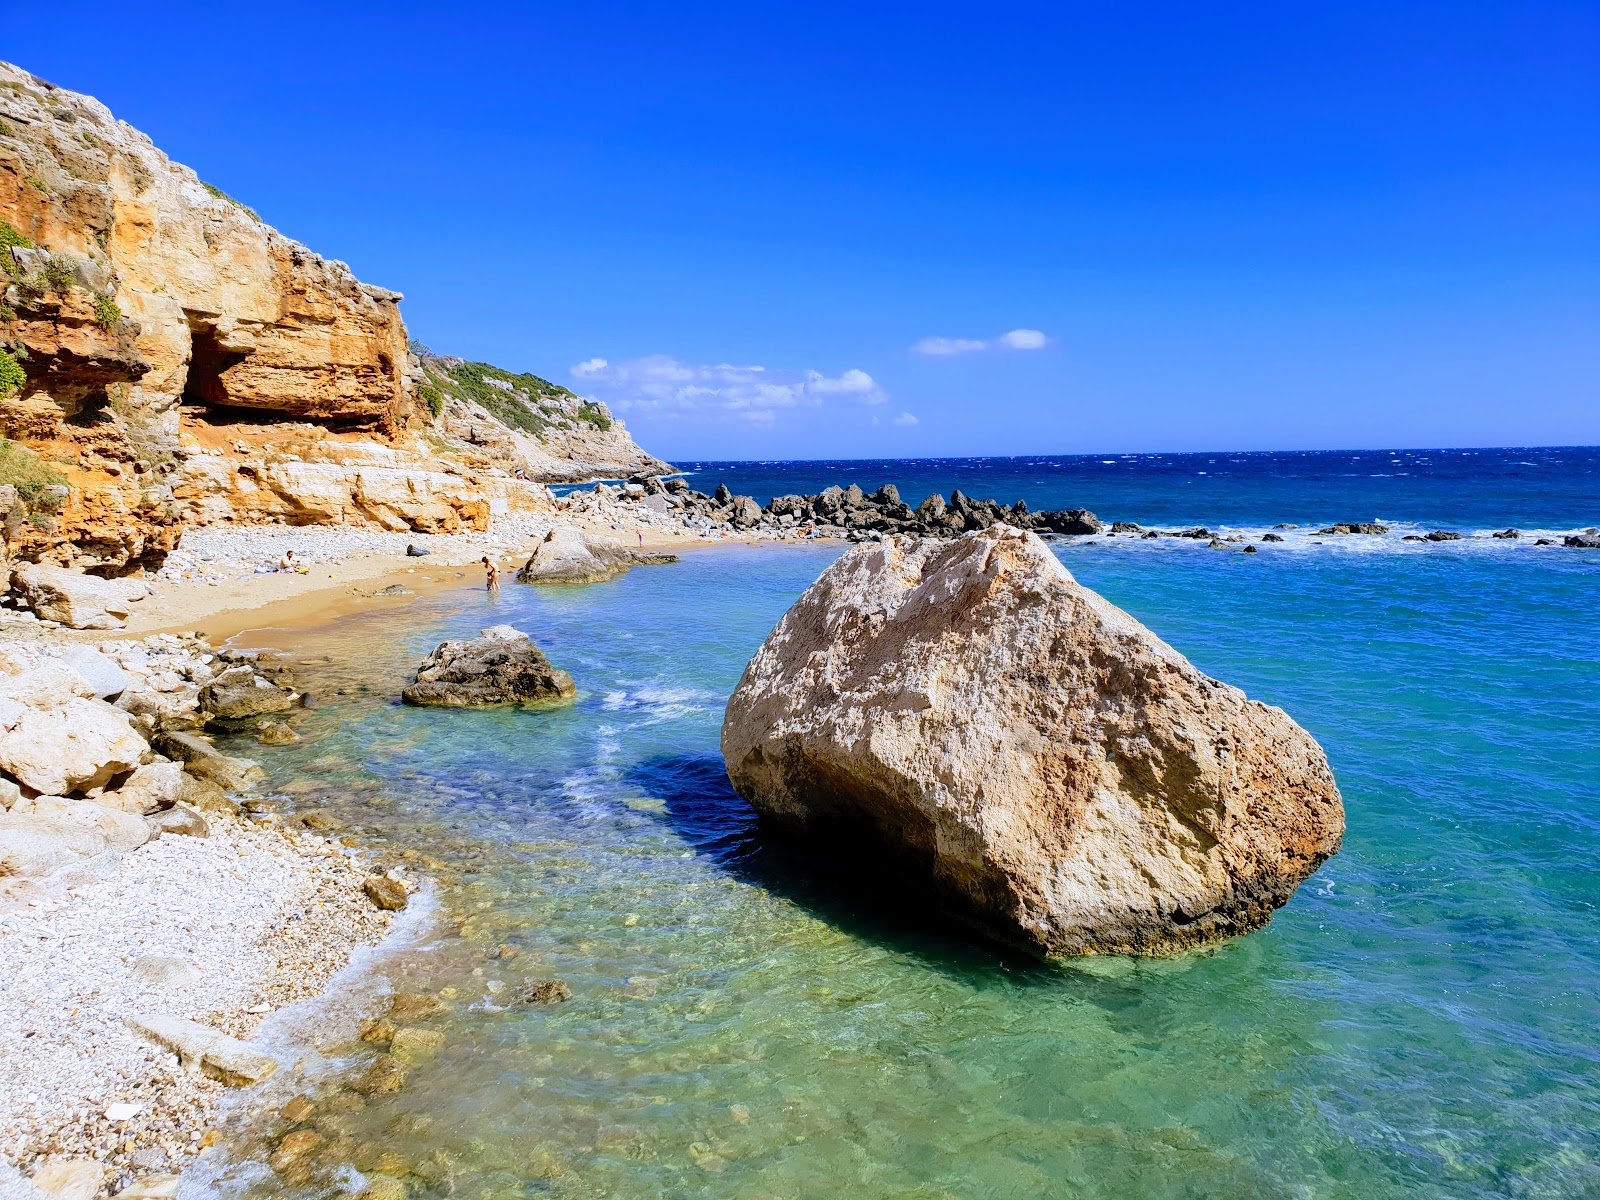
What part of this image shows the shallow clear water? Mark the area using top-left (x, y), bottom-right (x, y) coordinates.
top-left (217, 477), bottom-right (1600, 1198)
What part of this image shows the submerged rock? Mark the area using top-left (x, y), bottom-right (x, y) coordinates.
top-left (516, 980), bottom-right (573, 1004)
top-left (200, 665), bottom-right (296, 720)
top-left (721, 526), bottom-right (1344, 957)
top-left (401, 626), bottom-right (575, 708)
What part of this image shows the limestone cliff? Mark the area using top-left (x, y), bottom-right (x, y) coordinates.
top-left (0, 61), bottom-right (668, 571)
top-left (417, 354), bottom-right (669, 483)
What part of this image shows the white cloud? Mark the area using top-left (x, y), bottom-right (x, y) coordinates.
top-left (998, 328), bottom-right (1048, 350)
top-left (569, 354), bottom-right (886, 422)
top-left (911, 336), bottom-right (989, 356)
top-left (911, 328), bottom-right (1052, 355)
top-left (893, 411), bottom-right (919, 426)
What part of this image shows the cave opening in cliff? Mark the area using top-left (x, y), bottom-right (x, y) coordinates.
top-left (181, 324), bottom-right (248, 412)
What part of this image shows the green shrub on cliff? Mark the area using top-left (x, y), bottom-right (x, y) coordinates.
top-left (0, 438), bottom-right (67, 502)
top-left (40, 254), bottom-right (75, 292)
top-left (201, 181), bottom-right (261, 224)
top-left (418, 382), bottom-right (445, 419)
top-left (93, 295), bottom-right (121, 330)
top-left (444, 362), bottom-right (571, 436)
top-left (0, 350), bottom-right (25, 397)
top-left (576, 401), bottom-right (612, 432)
top-left (0, 220), bottom-right (31, 251)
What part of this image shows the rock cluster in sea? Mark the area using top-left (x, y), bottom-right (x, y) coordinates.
top-left (721, 526), bottom-right (1346, 957)
top-left (603, 475), bottom-right (1103, 540)
top-left (401, 626), bottom-right (576, 708)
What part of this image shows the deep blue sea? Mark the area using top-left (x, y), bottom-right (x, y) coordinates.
top-left (668, 445), bottom-right (1600, 533)
top-left (221, 448), bottom-right (1600, 1199)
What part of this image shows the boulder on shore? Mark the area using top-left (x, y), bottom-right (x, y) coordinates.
top-left (515, 526), bottom-right (675, 584)
top-left (10, 563), bottom-right (143, 630)
top-left (199, 665), bottom-right (296, 720)
top-left (401, 626), bottom-right (576, 708)
top-left (721, 526), bottom-right (1344, 957)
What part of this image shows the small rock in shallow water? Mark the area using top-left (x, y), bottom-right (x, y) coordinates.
top-left (390, 1026), bottom-right (446, 1064)
top-left (269, 1128), bottom-right (326, 1172)
top-left (257, 721), bottom-right (298, 744)
top-left (401, 626), bottom-right (575, 708)
top-left (280, 1095), bottom-right (317, 1123)
top-left (358, 1174), bottom-right (409, 1200)
top-left (516, 980), bottom-right (573, 1005)
top-left (1425, 530), bottom-right (1462, 541)
top-left (1260, 532), bottom-right (1284, 542)
top-left (360, 1016), bottom-right (396, 1044)
top-left (111, 1175), bottom-right (181, 1199)
top-left (363, 874), bottom-right (409, 911)
top-left (350, 1053), bottom-right (407, 1095)
top-left (388, 992), bottom-right (446, 1020)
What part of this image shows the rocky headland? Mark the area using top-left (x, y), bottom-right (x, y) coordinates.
top-left (722, 526), bottom-right (1346, 957)
top-left (0, 58), bottom-right (663, 585)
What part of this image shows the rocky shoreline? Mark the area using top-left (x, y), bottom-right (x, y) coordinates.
top-left (0, 627), bottom-right (416, 1199)
top-left (569, 475), bottom-right (1600, 551)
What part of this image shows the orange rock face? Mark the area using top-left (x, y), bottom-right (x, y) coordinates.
top-left (0, 61), bottom-right (418, 569)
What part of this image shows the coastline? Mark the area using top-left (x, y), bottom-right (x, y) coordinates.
top-left (0, 512), bottom-right (829, 1199)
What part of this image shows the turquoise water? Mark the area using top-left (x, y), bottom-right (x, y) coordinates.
top-left (221, 494), bottom-right (1600, 1197)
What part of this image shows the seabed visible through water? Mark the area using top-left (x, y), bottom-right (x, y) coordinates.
top-left (202, 527), bottom-right (1600, 1199)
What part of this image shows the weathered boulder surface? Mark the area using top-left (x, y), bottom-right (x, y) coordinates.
top-left (199, 665), bottom-right (295, 720)
top-left (0, 796), bottom-right (151, 876)
top-left (515, 526), bottom-right (675, 584)
top-left (154, 730), bottom-right (265, 791)
top-left (9, 563), bottom-right (139, 629)
top-left (0, 678), bottom-right (147, 794)
top-left (401, 626), bottom-right (575, 708)
top-left (721, 526), bottom-right (1344, 957)
top-left (125, 1013), bottom-right (277, 1085)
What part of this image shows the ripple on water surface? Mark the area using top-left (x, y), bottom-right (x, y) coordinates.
top-left (213, 539), bottom-right (1600, 1199)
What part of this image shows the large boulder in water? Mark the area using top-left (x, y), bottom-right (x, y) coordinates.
top-left (516, 527), bottom-right (675, 585)
top-left (401, 626), bottom-right (575, 708)
top-left (721, 526), bottom-right (1344, 956)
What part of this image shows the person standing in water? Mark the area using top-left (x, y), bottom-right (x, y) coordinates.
top-left (482, 555), bottom-right (500, 591)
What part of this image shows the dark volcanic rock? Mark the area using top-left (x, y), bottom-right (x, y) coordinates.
top-left (1034, 508), bottom-right (1103, 535)
top-left (1565, 532), bottom-right (1600, 549)
top-left (1492, 529), bottom-right (1520, 539)
top-left (1425, 530), bottom-right (1462, 542)
top-left (1317, 523), bottom-right (1389, 535)
top-left (1261, 533), bottom-right (1285, 543)
top-left (401, 626), bottom-right (575, 708)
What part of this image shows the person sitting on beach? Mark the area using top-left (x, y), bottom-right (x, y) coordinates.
top-left (482, 555), bottom-right (500, 591)
top-left (802, 520), bottom-right (816, 539)
top-left (278, 549), bottom-right (297, 572)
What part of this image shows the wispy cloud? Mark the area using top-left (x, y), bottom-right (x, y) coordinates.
top-left (893, 411), bottom-right (919, 426)
top-left (911, 328), bottom-right (1051, 356)
top-left (571, 355), bottom-right (886, 422)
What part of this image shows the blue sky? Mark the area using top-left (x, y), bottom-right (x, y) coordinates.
top-left (8, 1), bottom-right (1597, 459)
